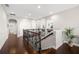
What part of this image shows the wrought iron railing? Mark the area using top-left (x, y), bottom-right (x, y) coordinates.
top-left (23, 29), bottom-right (53, 53)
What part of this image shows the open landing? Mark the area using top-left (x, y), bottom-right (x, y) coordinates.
top-left (0, 34), bottom-right (56, 54)
top-left (0, 34), bottom-right (79, 54)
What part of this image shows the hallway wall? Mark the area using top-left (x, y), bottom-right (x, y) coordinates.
top-left (0, 5), bottom-right (8, 49)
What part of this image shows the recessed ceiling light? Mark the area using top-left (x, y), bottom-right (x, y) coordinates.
top-left (10, 12), bottom-right (15, 16)
top-left (11, 12), bottom-right (15, 14)
top-left (37, 5), bottom-right (41, 9)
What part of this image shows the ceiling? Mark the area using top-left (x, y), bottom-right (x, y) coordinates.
top-left (3, 4), bottom-right (79, 19)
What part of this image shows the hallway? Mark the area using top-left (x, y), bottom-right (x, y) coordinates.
top-left (0, 34), bottom-right (28, 54)
top-left (1, 4), bottom-right (79, 54)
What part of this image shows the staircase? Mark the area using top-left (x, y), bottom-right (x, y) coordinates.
top-left (23, 29), bottom-right (79, 54)
top-left (23, 29), bottom-right (56, 54)
top-left (1, 32), bottom-right (79, 54)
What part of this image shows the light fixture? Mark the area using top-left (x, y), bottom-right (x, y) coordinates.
top-left (10, 12), bottom-right (15, 16)
top-left (37, 5), bottom-right (41, 9)
top-left (11, 12), bottom-right (15, 14)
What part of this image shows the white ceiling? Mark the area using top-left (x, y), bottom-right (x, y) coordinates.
top-left (4, 4), bottom-right (79, 19)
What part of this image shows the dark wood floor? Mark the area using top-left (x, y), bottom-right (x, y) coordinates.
top-left (0, 34), bottom-right (28, 54)
top-left (56, 43), bottom-right (79, 54)
top-left (23, 38), bottom-right (56, 54)
top-left (56, 43), bottom-right (72, 54)
top-left (0, 33), bottom-right (56, 54)
top-left (0, 33), bottom-right (79, 54)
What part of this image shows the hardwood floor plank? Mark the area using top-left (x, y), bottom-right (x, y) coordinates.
top-left (1, 34), bottom-right (79, 54)
top-left (0, 34), bottom-right (28, 54)
top-left (56, 43), bottom-right (72, 54)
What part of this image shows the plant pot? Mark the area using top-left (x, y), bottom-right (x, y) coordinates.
top-left (68, 41), bottom-right (73, 47)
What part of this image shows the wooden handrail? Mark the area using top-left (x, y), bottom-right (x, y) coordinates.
top-left (24, 30), bottom-right (40, 35)
top-left (36, 32), bottom-right (53, 44)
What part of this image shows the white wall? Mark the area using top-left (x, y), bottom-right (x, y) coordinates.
top-left (55, 30), bottom-right (63, 49)
top-left (50, 6), bottom-right (79, 48)
top-left (0, 5), bottom-right (8, 49)
top-left (53, 6), bottom-right (79, 34)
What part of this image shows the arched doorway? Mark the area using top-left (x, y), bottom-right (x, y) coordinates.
top-left (8, 19), bottom-right (17, 35)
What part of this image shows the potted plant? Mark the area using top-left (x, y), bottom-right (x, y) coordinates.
top-left (64, 28), bottom-right (75, 45)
